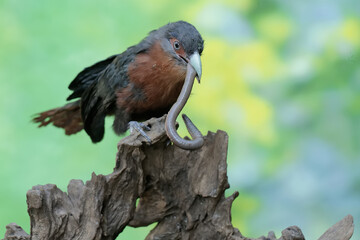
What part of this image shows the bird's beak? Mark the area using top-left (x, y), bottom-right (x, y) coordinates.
top-left (188, 52), bottom-right (202, 83)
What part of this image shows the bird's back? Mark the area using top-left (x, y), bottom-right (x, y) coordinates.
top-left (67, 54), bottom-right (118, 101)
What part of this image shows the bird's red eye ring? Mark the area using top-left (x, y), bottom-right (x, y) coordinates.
top-left (173, 41), bottom-right (180, 50)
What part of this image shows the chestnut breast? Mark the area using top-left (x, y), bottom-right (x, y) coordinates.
top-left (116, 41), bottom-right (186, 114)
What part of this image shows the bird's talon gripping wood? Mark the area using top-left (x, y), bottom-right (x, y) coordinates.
top-left (165, 64), bottom-right (204, 150)
top-left (128, 121), bottom-right (152, 143)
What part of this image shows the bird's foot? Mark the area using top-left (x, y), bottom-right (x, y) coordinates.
top-left (128, 121), bottom-right (151, 143)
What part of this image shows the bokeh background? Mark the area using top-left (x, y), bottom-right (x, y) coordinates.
top-left (1, 0), bottom-right (360, 239)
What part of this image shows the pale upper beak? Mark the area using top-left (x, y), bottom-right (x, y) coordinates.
top-left (188, 52), bottom-right (202, 83)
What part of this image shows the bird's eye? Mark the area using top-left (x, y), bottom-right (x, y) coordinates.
top-left (173, 41), bottom-right (180, 50)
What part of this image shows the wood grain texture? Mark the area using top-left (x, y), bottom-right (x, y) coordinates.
top-left (3, 116), bottom-right (353, 240)
top-left (318, 215), bottom-right (354, 240)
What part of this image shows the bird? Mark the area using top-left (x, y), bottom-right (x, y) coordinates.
top-left (33, 21), bottom-right (204, 143)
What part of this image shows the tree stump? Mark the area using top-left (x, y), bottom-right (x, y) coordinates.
top-left (2, 116), bottom-right (354, 240)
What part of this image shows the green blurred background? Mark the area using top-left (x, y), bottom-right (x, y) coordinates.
top-left (1, 0), bottom-right (360, 239)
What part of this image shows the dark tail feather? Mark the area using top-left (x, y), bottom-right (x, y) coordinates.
top-left (85, 109), bottom-right (106, 143)
top-left (33, 100), bottom-right (83, 135)
top-left (81, 84), bottom-right (106, 143)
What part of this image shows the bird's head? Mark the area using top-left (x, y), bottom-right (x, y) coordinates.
top-left (146, 21), bottom-right (204, 83)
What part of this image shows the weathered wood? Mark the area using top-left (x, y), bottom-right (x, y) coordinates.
top-left (2, 116), bottom-right (354, 240)
top-left (3, 223), bottom-right (29, 240)
top-left (318, 215), bottom-right (354, 240)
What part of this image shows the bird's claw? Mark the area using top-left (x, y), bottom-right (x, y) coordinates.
top-left (128, 121), bottom-right (151, 143)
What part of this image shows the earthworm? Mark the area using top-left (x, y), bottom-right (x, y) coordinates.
top-left (165, 64), bottom-right (204, 150)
